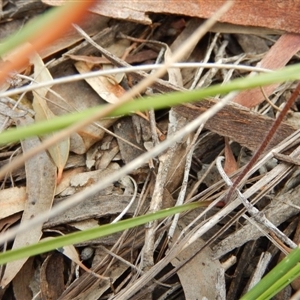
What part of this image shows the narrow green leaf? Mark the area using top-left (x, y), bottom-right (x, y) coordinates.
top-left (0, 201), bottom-right (208, 265)
top-left (259, 263), bottom-right (300, 300)
top-left (0, 62), bottom-right (300, 145)
top-left (241, 247), bottom-right (300, 300)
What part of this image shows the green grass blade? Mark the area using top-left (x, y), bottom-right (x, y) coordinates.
top-left (0, 201), bottom-right (207, 265)
top-left (258, 263), bottom-right (300, 299)
top-left (241, 247), bottom-right (300, 300)
top-left (1, 62), bottom-right (300, 145)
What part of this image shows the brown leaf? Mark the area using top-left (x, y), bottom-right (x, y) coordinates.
top-left (113, 117), bottom-right (145, 164)
top-left (224, 137), bottom-right (238, 176)
top-left (12, 258), bottom-right (35, 300)
top-left (0, 213), bottom-right (22, 233)
top-left (66, 53), bottom-right (111, 65)
top-left (67, 49), bottom-right (158, 65)
top-left (233, 33), bottom-right (300, 108)
top-left (40, 253), bottom-right (65, 300)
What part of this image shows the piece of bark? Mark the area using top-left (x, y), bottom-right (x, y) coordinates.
top-left (44, 194), bottom-right (142, 228)
top-left (84, 0), bottom-right (300, 34)
top-left (174, 100), bottom-right (296, 152)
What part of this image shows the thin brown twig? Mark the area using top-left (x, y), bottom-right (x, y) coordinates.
top-left (225, 81), bottom-right (300, 203)
top-left (260, 86), bottom-right (282, 112)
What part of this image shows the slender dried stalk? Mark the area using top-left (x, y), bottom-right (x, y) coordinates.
top-left (225, 81), bottom-right (300, 203)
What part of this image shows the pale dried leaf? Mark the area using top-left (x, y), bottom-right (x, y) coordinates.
top-left (0, 116), bottom-right (57, 287)
top-left (45, 194), bottom-right (142, 228)
top-left (171, 230), bottom-right (224, 299)
top-left (69, 219), bottom-right (99, 231)
top-left (55, 167), bottom-right (85, 196)
top-left (0, 187), bottom-right (26, 219)
top-left (0, 213), bottom-right (22, 232)
top-left (48, 62), bottom-right (116, 154)
top-left (74, 61), bottom-right (126, 104)
top-left (31, 53), bottom-right (70, 182)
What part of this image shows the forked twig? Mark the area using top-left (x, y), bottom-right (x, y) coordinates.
top-left (217, 156), bottom-right (296, 249)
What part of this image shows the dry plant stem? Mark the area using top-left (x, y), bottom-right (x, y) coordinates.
top-left (100, 245), bottom-right (143, 275)
top-left (0, 90), bottom-right (238, 248)
top-left (225, 80), bottom-right (300, 203)
top-left (222, 54), bottom-right (244, 84)
top-left (143, 138), bottom-right (177, 269)
top-left (210, 150), bottom-right (298, 256)
top-left (274, 151), bottom-right (300, 166)
top-left (153, 157), bottom-right (297, 291)
top-left (258, 81), bottom-right (292, 115)
top-left (112, 131), bottom-right (300, 299)
top-left (260, 86), bottom-right (282, 112)
top-left (182, 129), bottom-right (300, 254)
top-left (0, 4), bottom-right (234, 251)
top-left (190, 32), bottom-right (220, 89)
top-left (217, 156), bottom-right (297, 249)
top-left (186, 142), bottom-right (224, 201)
top-left (147, 47), bottom-right (166, 146)
top-left (142, 47), bottom-right (179, 269)
top-left (168, 124), bottom-right (204, 239)
top-left (246, 252), bottom-right (272, 292)
top-left (0, 1), bottom-right (232, 181)
top-left (124, 2), bottom-right (230, 272)
top-left (111, 176), bottom-right (137, 224)
top-left (212, 145), bottom-right (300, 259)
top-left (0, 81), bottom-right (237, 250)
top-left (197, 39), bottom-right (228, 88)
top-left (0, 63), bottom-right (271, 99)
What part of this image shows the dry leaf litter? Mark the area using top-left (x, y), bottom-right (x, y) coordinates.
top-left (0, 1), bottom-right (300, 299)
